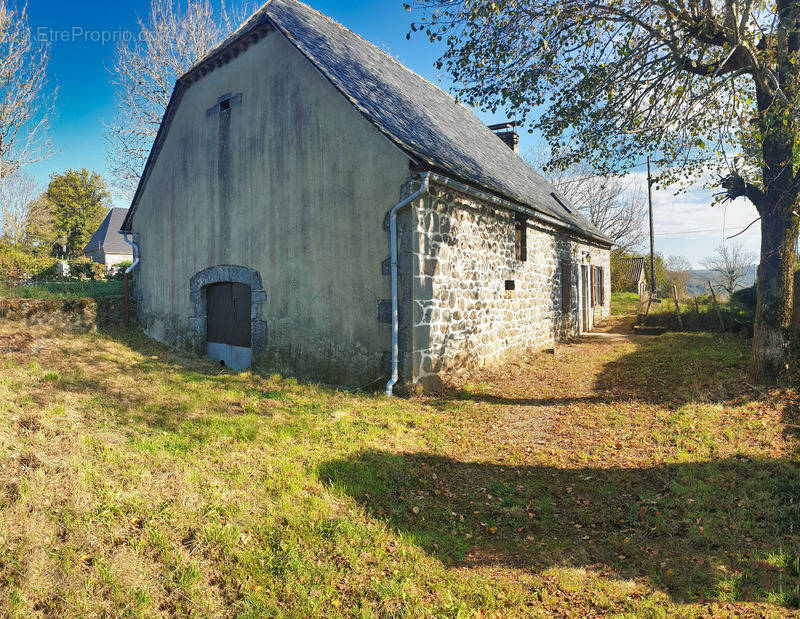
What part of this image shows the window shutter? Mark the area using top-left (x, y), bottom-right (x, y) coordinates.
top-left (591, 267), bottom-right (596, 307)
top-left (561, 260), bottom-right (572, 313)
top-left (514, 215), bottom-right (527, 262)
top-left (599, 267), bottom-right (605, 305)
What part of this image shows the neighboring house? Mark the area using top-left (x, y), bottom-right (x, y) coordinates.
top-left (120, 0), bottom-right (612, 389)
top-left (83, 208), bottom-right (133, 268)
top-left (621, 257), bottom-right (648, 296)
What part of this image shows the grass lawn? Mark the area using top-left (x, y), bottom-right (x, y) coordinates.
top-left (611, 292), bottom-right (754, 334)
top-left (611, 292), bottom-right (641, 315)
top-left (0, 280), bottom-right (124, 300)
top-left (0, 320), bottom-right (798, 617)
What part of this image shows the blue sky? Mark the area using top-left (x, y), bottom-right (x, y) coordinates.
top-left (26, 0), bottom-right (761, 267)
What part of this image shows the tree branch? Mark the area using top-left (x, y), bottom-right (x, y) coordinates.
top-left (719, 171), bottom-right (766, 208)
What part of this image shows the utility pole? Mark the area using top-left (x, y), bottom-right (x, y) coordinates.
top-left (647, 155), bottom-right (656, 296)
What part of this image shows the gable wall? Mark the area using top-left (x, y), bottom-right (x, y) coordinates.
top-left (131, 30), bottom-right (412, 385)
top-left (408, 184), bottom-right (611, 389)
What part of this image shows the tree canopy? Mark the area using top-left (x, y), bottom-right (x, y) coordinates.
top-left (407, 0), bottom-right (793, 187)
top-left (46, 169), bottom-right (111, 258)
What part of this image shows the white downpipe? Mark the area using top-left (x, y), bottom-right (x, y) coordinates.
top-left (386, 174), bottom-right (430, 397)
top-left (121, 232), bottom-right (140, 274)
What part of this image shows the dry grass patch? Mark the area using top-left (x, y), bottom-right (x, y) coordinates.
top-left (0, 320), bottom-right (797, 617)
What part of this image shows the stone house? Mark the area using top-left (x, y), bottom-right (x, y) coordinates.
top-left (119, 0), bottom-right (612, 391)
top-left (83, 208), bottom-right (134, 269)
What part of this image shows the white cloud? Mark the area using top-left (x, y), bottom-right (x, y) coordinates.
top-left (618, 171), bottom-right (761, 267)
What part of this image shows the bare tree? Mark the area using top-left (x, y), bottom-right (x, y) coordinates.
top-left (664, 255), bottom-right (693, 298)
top-left (533, 157), bottom-right (646, 253)
top-left (0, 170), bottom-right (39, 245)
top-left (702, 243), bottom-right (757, 297)
top-left (0, 2), bottom-right (54, 177)
top-left (105, 0), bottom-right (252, 198)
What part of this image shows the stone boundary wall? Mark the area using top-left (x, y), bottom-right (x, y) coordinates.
top-left (0, 297), bottom-right (134, 330)
top-left (410, 184), bottom-right (611, 388)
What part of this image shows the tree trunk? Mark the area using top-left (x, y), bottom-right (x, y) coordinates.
top-left (751, 206), bottom-right (798, 384)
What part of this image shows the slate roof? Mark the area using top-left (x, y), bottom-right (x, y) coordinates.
top-left (622, 257), bottom-right (647, 284)
top-left (122, 0), bottom-right (611, 245)
top-left (84, 209), bottom-right (133, 256)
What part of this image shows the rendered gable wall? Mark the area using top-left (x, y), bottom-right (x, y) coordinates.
top-left (130, 29), bottom-right (413, 385)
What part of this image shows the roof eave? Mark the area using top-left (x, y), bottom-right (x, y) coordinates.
top-left (419, 165), bottom-right (614, 247)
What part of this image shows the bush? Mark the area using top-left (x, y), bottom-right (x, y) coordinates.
top-left (731, 285), bottom-right (757, 312)
top-left (108, 261), bottom-right (133, 280)
top-left (0, 244), bottom-right (59, 280)
top-left (68, 257), bottom-right (106, 280)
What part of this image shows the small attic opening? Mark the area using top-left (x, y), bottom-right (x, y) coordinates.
top-left (206, 93), bottom-right (242, 118)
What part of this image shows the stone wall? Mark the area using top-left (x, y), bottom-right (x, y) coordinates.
top-left (409, 183), bottom-right (611, 388)
top-left (0, 297), bottom-right (134, 330)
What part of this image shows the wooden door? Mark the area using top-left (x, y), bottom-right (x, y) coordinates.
top-left (206, 282), bottom-right (252, 369)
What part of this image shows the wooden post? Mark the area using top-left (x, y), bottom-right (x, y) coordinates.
top-left (642, 292), bottom-right (654, 325)
top-left (647, 156), bottom-right (657, 296)
top-left (708, 280), bottom-right (725, 331)
top-left (694, 297), bottom-right (701, 331)
top-left (124, 273), bottom-right (130, 328)
top-left (672, 285), bottom-right (683, 330)
top-left (637, 288), bottom-right (647, 315)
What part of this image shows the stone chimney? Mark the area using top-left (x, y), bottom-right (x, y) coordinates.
top-left (489, 121), bottom-right (520, 154)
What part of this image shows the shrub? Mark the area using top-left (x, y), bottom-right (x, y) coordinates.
top-left (0, 244), bottom-right (59, 280)
top-left (108, 261), bottom-right (133, 280)
top-left (68, 257), bottom-right (106, 280)
top-left (731, 285), bottom-right (757, 312)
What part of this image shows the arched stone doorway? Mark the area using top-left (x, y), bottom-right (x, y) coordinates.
top-left (188, 265), bottom-right (267, 369)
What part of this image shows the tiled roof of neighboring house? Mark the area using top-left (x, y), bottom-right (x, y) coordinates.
top-left (622, 257), bottom-right (646, 284)
top-left (121, 0), bottom-right (612, 245)
top-left (83, 208), bottom-right (133, 256)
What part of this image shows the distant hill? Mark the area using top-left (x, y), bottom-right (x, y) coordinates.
top-left (686, 265), bottom-right (757, 297)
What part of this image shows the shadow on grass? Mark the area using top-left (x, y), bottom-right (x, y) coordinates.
top-left (319, 450), bottom-right (800, 607)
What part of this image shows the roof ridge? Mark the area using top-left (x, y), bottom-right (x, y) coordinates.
top-left (272, 0), bottom-right (463, 108)
top-left (187, 0), bottom-right (466, 112)
top-left (123, 0), bottom-right (612, 244)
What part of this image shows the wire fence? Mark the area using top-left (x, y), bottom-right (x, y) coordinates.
top-left (0, 279), bottom-right (125, 299)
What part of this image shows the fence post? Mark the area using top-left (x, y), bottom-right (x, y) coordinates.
top-left (694, 297), bottom-right (701, 331)
top-left (708, 281), bottom-right (725, 332)
top-left (124, 273), bottom-right (130, 328)
top-left (672, 285), bottom-right (684, 331)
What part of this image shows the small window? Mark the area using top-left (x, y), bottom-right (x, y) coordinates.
top-left (505, 280), bottom-right (516, 291)
top-left (561, 260), bottom-right (572, 313)
top-left (514, 214), bottom-right (527, 261)
top-left (219, 98), bottom-right (231, 112)
top-left (551, 192), bottom-right (573, 214)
